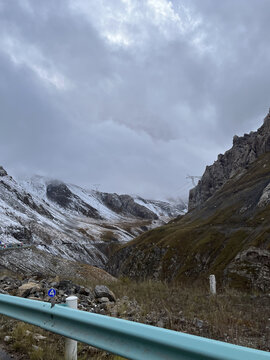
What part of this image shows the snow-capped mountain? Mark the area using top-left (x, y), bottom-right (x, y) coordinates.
top-left (0, 166), bottom-right (186, 274)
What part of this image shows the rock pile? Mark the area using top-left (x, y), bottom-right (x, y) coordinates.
top-left (0, 275), bottom-right (146, 323)
top-left (0, 275), bottom-right (118, 313)
top-left (0, 274), bottom-right (214, 341)
top-left (0, 275), bottom-right (207, 333)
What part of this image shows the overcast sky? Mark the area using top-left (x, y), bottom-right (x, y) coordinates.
top-left (1, 0), bottom-right (270, 201)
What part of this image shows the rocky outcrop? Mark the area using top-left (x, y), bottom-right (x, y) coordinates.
top-left (46, 181), bottom-right (101, 219)
top-left (0, 166), bottom-right (7, 177)
top-left (94, 285), bottom-right (116, 302)
top-left (257, 182), bottom-right (270, 207)
top-left (136, 197), bottom-right (187, 218)
top-left (108, 151), bottom-right (270, 292)
top-left (189, 110), bottom-right (270, 210)
top-left (100, 193), bottom-right (158, 220)
top-left (107, 244), bottom-right (167, 280)
top-left (46, 182), bottom-right (73, 208)
top-left (225, 247), bottom-right (270, 292)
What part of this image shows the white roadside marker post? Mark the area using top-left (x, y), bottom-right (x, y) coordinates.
top-left (209, 274), bottom-right (216, 295)
top-left (65, 296), bottom-right (78, 360)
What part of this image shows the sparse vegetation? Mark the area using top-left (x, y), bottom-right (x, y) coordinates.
top-left (108, 153), bottom-right (270, 291)
top-left (101, 230), bottom-right (118, 242)
top-left (0, 278), bottom-right (269, 359)
top-left (0, 315), bottom-right (127, 359)
top-left (108, 278), bottom-right (270, 350)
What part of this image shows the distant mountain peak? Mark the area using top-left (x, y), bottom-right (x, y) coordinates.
top-left (0, 166), bottom-right (8, 177)
top-left (263, 108), bottom-right (270, 125)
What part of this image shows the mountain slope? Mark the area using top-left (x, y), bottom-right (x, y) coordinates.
top-left (189, 110), bottom-right (270, 210)
top-left (0, 169), bottom-right (185, 274)
top-left (107, 121), bottom-right (270, 292)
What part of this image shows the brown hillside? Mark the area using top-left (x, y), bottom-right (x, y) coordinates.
top-left (107, 153), bottom-right (270, 291)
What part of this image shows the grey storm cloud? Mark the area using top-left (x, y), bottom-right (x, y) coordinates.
top-left (0, 0), bottom-right (270, 200)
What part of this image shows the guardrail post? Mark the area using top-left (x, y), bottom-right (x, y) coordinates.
top-left (209, 274), bottom-right (216, 295)
top-left (65, 296), bottom-right (78, 360)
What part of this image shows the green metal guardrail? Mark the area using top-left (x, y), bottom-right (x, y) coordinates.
top-left (0, 294), bottom-right (269, 360)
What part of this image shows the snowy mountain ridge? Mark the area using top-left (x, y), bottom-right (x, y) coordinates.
top-left (0, 166), bottom-right (186, 274)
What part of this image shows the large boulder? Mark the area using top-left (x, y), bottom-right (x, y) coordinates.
top-left (94, 285), bottom-right (116, 302)
top-left (225, 247), bottom-right (270, 292)
top-left (17, 282), bottom-right (41, 297)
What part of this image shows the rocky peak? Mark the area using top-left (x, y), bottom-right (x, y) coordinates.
top-left (100, 192), bottom-right (158, 220)
top-left (263, 108), bottom-right (270, 126)
top-left (46, 181), bottom-right (73, 207)
top-left (189, 109), bottom-right (270, 210)
top-left (0, 166), bottom-right (7, 177)
top-left (46, 181), bottom-right (101, 219)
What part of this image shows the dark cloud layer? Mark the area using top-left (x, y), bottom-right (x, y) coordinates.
top-left (0, 0), bottom-right (270, 200)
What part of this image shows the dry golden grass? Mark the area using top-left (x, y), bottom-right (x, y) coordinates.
top-left (0, 278), bottom-right (269, 359)
top-left (107, 278), bottom-right (270, 350)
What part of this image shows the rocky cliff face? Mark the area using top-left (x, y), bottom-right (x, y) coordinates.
top-left (99, 193), bottom-right (158, 220)
top-left (189, 110), bottom-right (270, 210)
top-left (107, 112), bottom-right (270, 291)
top-left (0, 166), bottom-right (7, 177)
top-left (107, 150), bottom-right (270, 292)
top-left (46, 181), bottom-right (101, 219)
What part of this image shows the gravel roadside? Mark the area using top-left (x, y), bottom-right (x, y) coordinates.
top-left (0, 346), bottom-right (19, 360)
